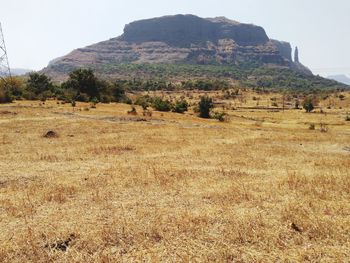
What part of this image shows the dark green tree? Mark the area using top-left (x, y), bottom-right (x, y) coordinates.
top-left (198, 96), bottom-right (213, 118)
top-left (63, 69), bottom-right (100, 100)
top-left (26, 73), bottom-right (53, 95)
top-left (303, 97), bottom-right (315, 113)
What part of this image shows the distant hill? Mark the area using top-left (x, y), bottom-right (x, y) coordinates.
top-left (328, 74), bottom-right (350, 85)
top-left (11, 68), bottom-right (32, 76)
top-left (41, 14), bottom-right (348, 91)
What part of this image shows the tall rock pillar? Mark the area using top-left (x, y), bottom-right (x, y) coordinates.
top-left (294, 46), bottom-right (299, 63)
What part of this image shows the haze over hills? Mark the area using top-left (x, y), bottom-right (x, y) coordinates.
top-left (42, 14), bottom-right (348, 91)
top-left (11, 68), bottom-right (32, 76)
top-left (327, 74), bottom-right (350, 85)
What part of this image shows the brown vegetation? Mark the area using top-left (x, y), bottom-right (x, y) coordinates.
top-left (0, 90), bottom-right (349, 262)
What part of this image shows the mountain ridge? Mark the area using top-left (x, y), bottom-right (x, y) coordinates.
top-left (43, 14), bottom-right (315, 80)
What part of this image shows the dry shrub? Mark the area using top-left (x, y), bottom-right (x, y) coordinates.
top-left (39, 154), bottom-right (60, 162)
top-left (90, 145), bottom-right (135, 155)
top-left (142, 109), bottom-right (152, 117)
top-left (42, 185), bottom-right (77, 204)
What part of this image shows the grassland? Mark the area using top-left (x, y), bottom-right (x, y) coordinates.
top-left (0, 90), bottom-right (350, 262)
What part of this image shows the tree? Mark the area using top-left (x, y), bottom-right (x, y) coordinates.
top-left (198, 96), bottom-right (213, 118)
top-left (112, 81), bottom-right (128, 102)
top-left (0, 76), bottom-right (26, 103)
top-left (0, 81), bottom-right (13, 103)
top-left (26, 72), bottom-right (53, 95)
top-left (63, 69), bottom-right (100, 100)
top-left (303, 97), bottom-right (315, 113)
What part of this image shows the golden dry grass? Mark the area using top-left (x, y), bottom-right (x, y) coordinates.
top-left (0, 92), bottom-right (350, 262)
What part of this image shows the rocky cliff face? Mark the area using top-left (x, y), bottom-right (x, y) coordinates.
top-left (43, 14), bottom-right (312, 78)
top-left (121, 15), bottom-right (269, 47)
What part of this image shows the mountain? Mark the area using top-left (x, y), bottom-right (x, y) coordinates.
top-left (327, 74), bottom-right (350, 85)
top-left (41, 15), bottom-right (349, 91)
top-left (43, 15), bottom-right (312, 77)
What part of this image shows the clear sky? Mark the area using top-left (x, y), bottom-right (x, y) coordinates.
top-left (1, 0), bottom-right (349, 77)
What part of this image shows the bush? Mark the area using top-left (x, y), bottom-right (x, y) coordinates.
top-left (213, 112), bottom-right (227, 122)
top-left (303, 97), bottom-right (315, 113)
top-left (339, 94), bottom-right (345, 100)
top-left (152, 97), bottom-right (172, 112)
top-left (75, 92), bottom-right (89, 102)
top-left (295, 100), bottom-right (300, 109)
top-left (198, 96), bottom-right (213, 118)
top-left (90, 97), bottom-right (99, 108)
top-left (0, 88), bottom-right (13, 103)
top-left (127, 106), bottom-right (137, 115)
top-left (111, 84), bottom-right (127, 102)
top-left (309, 123), bottom-right (315, 130)
top-left (346, 115), bottom-right (350, 121)
top-left (172, 100), bottom-right (188, 113)
top-left (0, 76), bottom-right (25, 99)
top-left (320, 123), bottom-right (328, 133)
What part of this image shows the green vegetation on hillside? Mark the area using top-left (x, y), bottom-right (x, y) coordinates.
top-left (49, 62), bottom-right (348, 93)
top-left (1, 63), bottom-right (349, 104)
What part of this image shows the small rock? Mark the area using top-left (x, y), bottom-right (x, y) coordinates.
top-left (43, 131), bottom-right (59, 138)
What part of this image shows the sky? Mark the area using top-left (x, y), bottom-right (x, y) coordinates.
top-left (0, 0), bottom-right (349, 77)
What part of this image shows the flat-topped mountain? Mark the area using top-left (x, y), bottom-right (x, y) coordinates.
top-left (43, 14), bottom-right (315, 81)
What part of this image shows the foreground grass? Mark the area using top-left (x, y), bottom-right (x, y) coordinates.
top-left (0, 95), bottom-right (350, 262)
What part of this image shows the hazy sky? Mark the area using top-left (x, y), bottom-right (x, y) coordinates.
top-left (1, 0), bottom-right (349, 77)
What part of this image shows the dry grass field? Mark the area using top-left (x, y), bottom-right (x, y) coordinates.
top-left (0, 91), bottom-right (350, 262)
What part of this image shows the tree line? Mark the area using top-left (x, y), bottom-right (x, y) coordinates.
top-left (0, 68), bottom-right (233, 104)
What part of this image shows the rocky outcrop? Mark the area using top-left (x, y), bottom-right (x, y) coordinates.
top-left (294, 46), bottom-right (299, 63)
top-left (43, 14), bottom-right (313, 78)
top-left (121, 15), bottom-right (269, 47)
top-left (291, 46), bottom-right (313, 75)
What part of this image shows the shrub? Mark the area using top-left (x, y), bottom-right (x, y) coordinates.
top-left (309, 123), bottom-right (315, 130)
top-left (213, 112), bottom-right (227, 122)
top-left (90, 97), bottom-right (99, 108)
top-left (0, 88), bottom-right (13, 103)
top-left (320, 123), bottom-right (328, 133)
top-left (127, 106), bottom-right (137, 115)
top-left (303, 97), bottom-right (315, 113)
top-left (134, 95), bottom-right (152, 109)
top-left (0, 76), bottom-right (25, 99)
top-left (124, 97), bottom-right (133, 105)
top-left (75, 92), bottom-right (89, 102)
top-left (172, 100), bottom-right (188, 113)
top-left (346, 115), bottom-right (350, 121)
top-left (295, 100), bottom-right (300, 109)
top-left (100, 95), bottom-right (112, 103)
top-left (152, 97), bottom-right (172, 112)
top-left (198, 96), bottom-right (213, 118)
top-left (339, 94), bottom-right (345, 100)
